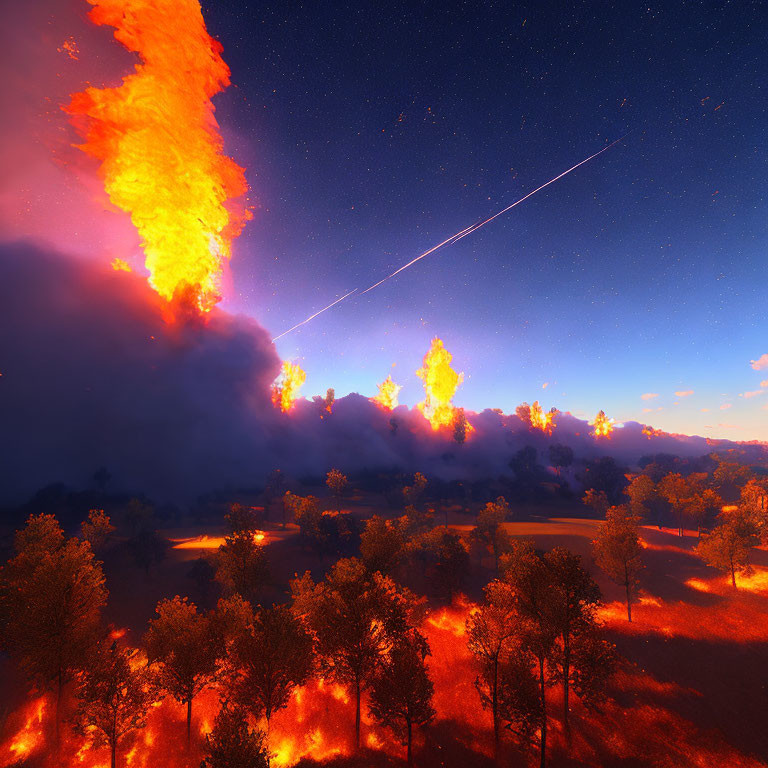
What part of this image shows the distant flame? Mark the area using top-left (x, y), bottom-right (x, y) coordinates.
top-left (371, 374), bottom-right (402, 411)
top-left (591, 409), bottom-right (614, 438)
top-left (642, 425), bottom-right (665, 439)
top-left (66, 0), bottom-right (252, 314)
top-left (110, 257), bottom-right (132, 272)
top-left (272, 361), bottom-right (306, 413)
top-left (517, 400), bottom-right (557, 434)
top-left (416, 338), bottom-right (464, 430)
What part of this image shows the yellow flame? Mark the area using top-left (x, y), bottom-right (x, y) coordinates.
top-left (371, 374), bottom-right (402, 411)
top-left (642, 425), bottom-right (665, 439)
top-left (110, 257), bottom-right (132, 272)
top-left (591, 409), bottom-right (614, 438)
top-left (529, 401), bottom-right (557, 433)
top-left (67, 0), bottom-right (251, 314)
top-left (272, 361), bottom-right (306, 413)
top-left (416, 338), bottom-right (464, 430)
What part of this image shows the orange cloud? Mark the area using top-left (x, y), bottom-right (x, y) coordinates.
top-left (675, 390), bottom-right (694, 397)
top-left (641, 393), bottom-right (659, 400)
top-left (751, 353), bottom-right (768, 370)
top-left (720, 403), bottom-right (732, 410)
top-left (742, 390), bottom-right (765, 399)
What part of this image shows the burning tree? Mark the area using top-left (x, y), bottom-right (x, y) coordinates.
top-left (590, 410), bottom-right (614, 438)
top-left (516, 401), bottom-right (557, 434)
top-left (271, 360), bottom-right (306, 412)
top-left (416, 337), bottom-right (466, 430)
top-left (326, 468), bottom-right (349, 513)
top-left (72, 643), bottom-right (159, 768)
top-left (696, 509), bottom-right (760, 589)
top-left (592, 506), bottom-right (644, 621)
top-left (368, 630), bottom-right (436, 767)
top-left (229, 603), bottom-right (314, 728)
top-left (290, 557), bottom-right (415, 749)
top-left (0, 514), bottom-right (107, 751)
top-left (201, 703), bottom-right (269, 768)
top-left (360, 515), bottom-right (406, 575)
top-left (144, 596), bottom-right (218, 742)
top-left (372, 374), bottom-right (402, 410)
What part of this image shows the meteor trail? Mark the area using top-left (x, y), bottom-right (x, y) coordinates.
top-left (272, 137), bottom-right (626, 341)
top-left (360, 136), bottom-right (626, 295)
top-left (272, 289), bottom-right (358, 342)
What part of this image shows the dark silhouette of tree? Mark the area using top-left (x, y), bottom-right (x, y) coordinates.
top-left (264, 469), bottom-right (287, 526)
top-left (0, 514), bottom-right (107, 751)
top-left (81, 509), bottom-right (115, 551)
top-left (72, 643), bottom-right (158, 768)
top-left (452, 407), bottom-right (468, 445)
top-left (696, 509), bottom-right (760, 588)
top-left (127, 527), bottom-right (168, 577)
top-left (93, 466), bottom-right (112, 492)
top-left (225, 503), bottom-right (262, 534)
top-left (497, 650), bottom-right (543, 752)
top-left (470, 497), bottom-right (511, 572)
top-left (466, 579), bottom-right (519, 759)
top-left (582, 489), bottom-right (609, 517)
top-left (229, 603), bottom-right (314, 729)
top-left (548, 444), bottom-right (574, 478)
top-left (403, 472), bottom-right (428, 509)
top-left (419, 528), bottom-right (470, 601)
top-left (215, 530), bottom-right (269, 602)
top-left (200, 703), bottom-right (269, 768)
top-left (544, 547), bottom-right (603, 729)
top-left (291, 557), bottom-right (413, 749)
top-left (579, 457), bottom-right (628, 505)
top-left (593, 506), bottom-right (644, 621)
top-left (144, 596), bottom-right (217, 743)
top-left (360, 515), bottom-right (406, 574)
top-left (187, 557), bottom-right (217, 602)
top-left (326, 468), bottom-right (349, 513)
top-left (123, 497), bottom-right (154, 537)
top-left (368, 630), bottom-right (435, 766)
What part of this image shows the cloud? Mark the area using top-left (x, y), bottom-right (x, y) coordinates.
top-left (675, 390), bottom-right (694, 397)
top-left (741, 390), bottom-right (765, 399)
top-left (700, 408), bottom-right (710, 412)
top-left (542, 382), bottom-right (549, 389)
top-left (751, 354), bottom-right (768, 370)
top-left (720, 403), bottom-right (732, 410)
top-left (641, 408), bottom-right (653, 413)
top-left (762, 380), bottom-right (768, 388)
top-left (641, 393), bottom-right (659, 401)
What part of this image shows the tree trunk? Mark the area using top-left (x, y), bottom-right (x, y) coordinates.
top-left (111, 742), bottom-right (117, 768)
top-left (562, 633), bottom-right (570, 731)
top-left (187, 698), bottom-right (192, 744)
top-left (731, 564), bottom-right (737, 589)
top-left (492, 656), bottom-right (499, 762)
top-left (407, 718), bottom-right (413, 767)
top-left (539, 656), bottom-right (547, 768)
top-left (355, 679), bottom-right (361, 750)
top-left (55, 668), bottom-right (63, 758)
top-left (625, 579), bottom-right (632, 622)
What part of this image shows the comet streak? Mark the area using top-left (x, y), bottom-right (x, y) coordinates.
top-left (272, 289), bottom-right (358, 342)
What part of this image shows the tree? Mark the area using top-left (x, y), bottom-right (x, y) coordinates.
top-left (740, 477), bottom-right (768, 536)
top-left (579, 457), bottom-right (628, 505)
top-left (201, 703), bottom-right (269, 768)
top-left (593, 506), bottom-right (643, 621)
top-left (326, 468), bottom-right (349, 513)
top-left (225, 503), bottom-right (262, 534)
top-left (72, 643), bottom-right (158, 768)
top-left (544, 547), bottom-right (603, 729)
top-left (127, 527), bottom-right (168, 577)
top-left (360, 515), bottom-right (406, 574)
top-left (696, 509), bottom-right (759, 589)
top-left (582, 489), bottom-right (609, 517)
top-left (403, 472), bottom-right (428, 509)
top-left (291, 558), bottom-right (413, 748)
top-left (144, 596), bottom-right (217, 743)
top-left (418, 528), bottom-right (470, 601)
top-left (0, 514), bottom-right (107, 750)
top-left (501, 540), bottom-right (558, 768)
top-left (452, 407), bottom-right (468, 445)
top-left (548, 444), bottom-right (574, 478)
top-left (230, 603), bottom-right (314, 728)
top-left (368, 630), bottom-right (435, 766)
top-left (624, 474), bottom-right (662, 523)
top-left (658, 472), bottom-right (691, 536)
top-left (215, 530), bottom-right (270, 602)
top-left (81, 509), bottom-right (115, 551)
top-left (471, 497), bottom-right (511, 572)
top-left (264, 469), bottom-right (287, 525)
top-left (466, 579), bottom-right (520, 758)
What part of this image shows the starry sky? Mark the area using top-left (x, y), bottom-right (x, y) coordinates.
top-left (208, 0), bottom-right (766, 440)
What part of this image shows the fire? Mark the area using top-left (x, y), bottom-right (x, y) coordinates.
top-left (591, 409), bottom-right (614, 438)
top-left (66, 0), bottom-right (252, 314)
top-left (4, 697), bottom-right (46, 761)
top-left (517, 400), bottom-right (557, 434)
top-left (110, 257), bottom-right (132, 272)
top-left (272, 361), bottom-right (306, 413)
top-left (416, 338), bottom-right (465, 430)
top-left (170, 531), bottom-right (265, 550)
top-left (642, 425), bottom-right (665, 439)
top-left (371, 374), bottom-right (402, 411)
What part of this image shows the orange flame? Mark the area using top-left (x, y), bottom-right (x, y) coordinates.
top-left (518, 400), bottom-right (557, 434)
top-left (591, 409), bottom-right (614, 438)
top-left (66, 0), bottom-right (251, 313)
top-left (272, 361), bottom-right (306, 413)
top-left (110, 257), bottom-right (132, 272)
top-left (642, 425), bottom-right (665, 439)
top-left (371, 374), bottom-right (402, 411)
top-left (4, 697), bottom-right (46, 762)
top-left (416, 338), bottom-right (465, 430)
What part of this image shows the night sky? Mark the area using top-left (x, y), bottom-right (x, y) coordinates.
top-left (14, 0), bottom-right (765, 441)
top-left (202, 0), bottom-right (766, 440)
